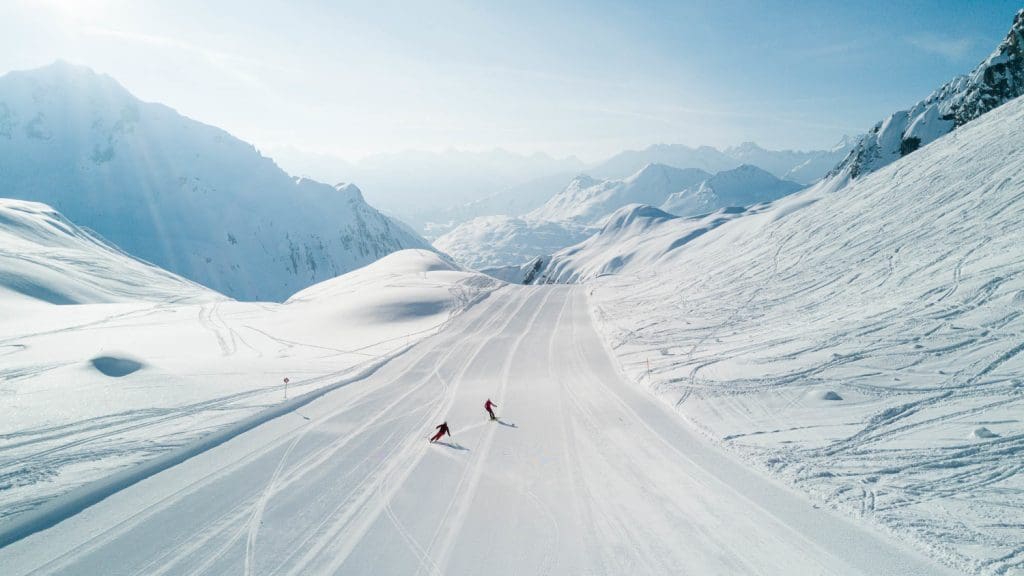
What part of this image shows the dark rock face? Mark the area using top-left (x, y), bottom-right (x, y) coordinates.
top-left (831, 10), bottom-right (1024, 180)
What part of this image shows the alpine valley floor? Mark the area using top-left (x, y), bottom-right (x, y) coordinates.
top-left (0, 286), bottom-right (954, 575)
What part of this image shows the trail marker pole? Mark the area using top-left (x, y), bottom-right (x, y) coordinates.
top-left (284, 377), bottom-right (290, 400)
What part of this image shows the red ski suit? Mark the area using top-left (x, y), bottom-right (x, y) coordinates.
top-left (484, 400), bottom-right (497, 420)
top-left (430, 422), bottom-right (450, 443)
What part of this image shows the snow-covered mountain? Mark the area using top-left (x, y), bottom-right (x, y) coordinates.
top-left (590, 140), bottom-right (853, 184)
top-left (432, 215), bottom-right (593, 270)
top-left (727, 137), bottom-right (855, 184)
top-left (524, 204), bottom-right (754, 284)
top-left (660, 164), bottom-right (804, 217)
top-left (832, 9), bottom-right (1024, 179)
top-left (532, 92), bottom-right (1024, 572)
top-left (528, 164), bottom-right (711, 225)
top-left (0, 198), bottom-right (221, 304)
top-left (274, 146), bottom-right (586, 233)
top-left (0, 61), bottom-right (430, 301)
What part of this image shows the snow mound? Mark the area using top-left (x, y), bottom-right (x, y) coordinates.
top-left (0, 198), bottom-right (221, 304)
top-left (972, 427), bottom-right (999, 439)
top-left (90, 356), bottom-right (144, 377)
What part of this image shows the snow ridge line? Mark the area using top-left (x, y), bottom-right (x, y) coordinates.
top-left (0, 352), bottom-right (402, 550)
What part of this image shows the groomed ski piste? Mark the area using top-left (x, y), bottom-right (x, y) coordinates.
top-left (0, 282), bottom-right (955, 575)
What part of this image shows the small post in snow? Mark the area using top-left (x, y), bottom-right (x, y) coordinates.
top-left (646, 358), bottom-right (651, 380)
top-left (284, 377), bottom-right (290, 400)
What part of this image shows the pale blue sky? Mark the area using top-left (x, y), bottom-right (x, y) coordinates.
top-left (1, 0), bottom-right (1019, 161)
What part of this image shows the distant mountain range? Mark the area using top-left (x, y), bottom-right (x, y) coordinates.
top-left (0, 61), bottom-right (428, 301)
top-left (437, 163), bottom-right (805, 270)
top-left (587, 139), bottom-right (853, 184)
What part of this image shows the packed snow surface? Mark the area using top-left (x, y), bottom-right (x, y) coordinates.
top-left (0, 286), bottom-right (952, 576)
top-left (569, 95), bottom-right (1024, 574)
top-left (0, 248), bottom-right (499, 523)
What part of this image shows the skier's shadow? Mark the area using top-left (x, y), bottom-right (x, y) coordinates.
top-left (496, 418), bottom-right (518, 428)
top-left (436, 441), bottom-right (470, 451)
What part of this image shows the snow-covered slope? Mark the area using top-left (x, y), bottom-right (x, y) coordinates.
top-left (0, 248), bottom-right (499, 523)
top-left (832, 9), bottom-right (1024, 179)
top-left (0, 61), bottom-right (429, 302)
top-left (529, 204), bottom-right (756, 284)
top-left (564, 94), bottom-right (1024, 573)
top-left (590, 140), bottom-right (853, 184)
top-left (0, 198), bottom-right (220, 304)
top-left (528, 164), bottom-right (710, 225)
top-left (432, 215), bottom-right (593, 270)
top-left (660, 164), bottom-right (804, 217)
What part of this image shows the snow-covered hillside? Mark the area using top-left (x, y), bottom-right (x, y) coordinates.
top-left (529, 204), bottom-right (756, 284)
top-left (0, 61), bottom-right (429, 301)
top-left (549, 94), bottom-right (1024, 573)
top-left (660, 164), bottom-right (804, 217)
top-left (528, 164), bottom-right (710, 224)
top-left (432, 215), bottom-right (593, 270)
top-left (590, 140), bottom-right (853, 184)
top-left (0, 249), bottom-right (499, 523)
top-left (833, 9), bottom-right (1024, 179)
top-left (0, 198), bottom-right (219, 304)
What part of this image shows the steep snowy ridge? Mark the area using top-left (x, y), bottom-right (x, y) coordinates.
top-left (660, 164), bottom-right (804, 217)
top-left (529, 164), bottom-right (710, 224)
top-left (0, 61), bottom-right (430, 301)
top-left (833, 9), bottom-right (1024, 179)
top-left (0, 198), bottom-right (221, 304)
top-left (577, 94), bottom-right (1024, 573)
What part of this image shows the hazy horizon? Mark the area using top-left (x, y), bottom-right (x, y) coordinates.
top-left (2, 1), bottom-right (1021, 164)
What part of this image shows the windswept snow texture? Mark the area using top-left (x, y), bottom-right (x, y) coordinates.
top-left (833, 9), bottom-right (1024, 179)
top-left (0, 198), bottom-right (219, 304)
top-left (660, 164), bottom-right (804, 217)
top-left (432, 215), bottom-right (593, 270)
top-left (0, 62), bottom-right (429, 301)
top-left (0, 249), bottom-right (499, 524)
top-left (529, 164), bottom-right (710, 225)
top-left (580, 95), bottom-right (1024, 574)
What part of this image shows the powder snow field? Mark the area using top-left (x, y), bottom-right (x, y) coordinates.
top-left (0, 286), bottom-right (954, 576)
top-left (561, 95), bottom-right (1024, 574)
top-left (0, 249), bottom-right (499, 525)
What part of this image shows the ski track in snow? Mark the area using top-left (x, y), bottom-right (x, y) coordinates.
top-left (0, 286), bottom-right (954, 575)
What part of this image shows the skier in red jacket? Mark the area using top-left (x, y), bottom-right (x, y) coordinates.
top-left (430, 421), bottom-right (451, 443)
top-left (484, 399), bottom-right (497, 421)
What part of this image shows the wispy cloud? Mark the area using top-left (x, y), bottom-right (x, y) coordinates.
top-left (907, 34), bottom-right (974, 61)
